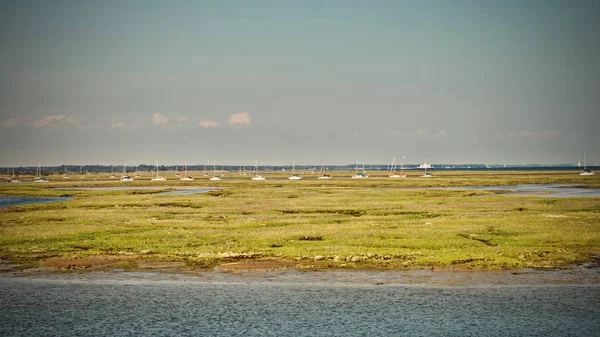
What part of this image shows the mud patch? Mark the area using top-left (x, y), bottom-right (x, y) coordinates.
top-left (137, 261), bottom-right (186, 269)
top-left (457, 233), bottom-right (497, 247)
top-left (215, 259), bottom-right (296, 272)
top-left (41, 256), bottom-right (137, 270)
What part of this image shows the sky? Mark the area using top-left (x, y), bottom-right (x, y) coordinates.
top-left (1, 0), bottom-right (599, 166)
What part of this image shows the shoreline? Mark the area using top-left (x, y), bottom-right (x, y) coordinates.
top-left (2, 260), bottom-right (599, 287)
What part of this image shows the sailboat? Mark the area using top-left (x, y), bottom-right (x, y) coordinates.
top-left (317, 162), bottom-right (331, 179)
top-left (389, 157), bottom-right (406, 178)
top-left (120, 162), bottom-right (133, 182)
top-left (10, 167), bottom-right (21, 183)
top-left (180, 159), bottom-right (194, 181)
top-left (351, 157), bottom-right (368, 179)
top-left (400, 155), bottom-right (407, 177)
top-left (63, 167), bottom-right (70, 179)
top-left (580, 153), bottom-right (595, 176)
top-left (34, 163), bottom-right (49, 183)
top-left (110, 165), bottom-right (117, 179)
top-left (251, 161), bottom-right (266, 181)
top-left (419, 158), bottom-right (434, 178)
top-left (151, 158), bottom-right (167, 181)
top-left (209, 158), bottom-right (221, 181)
top-left (288, 158), bottom-right (302, 180)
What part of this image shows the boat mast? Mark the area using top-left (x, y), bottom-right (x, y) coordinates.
top-left (401, 155), bottom-right (405, 175)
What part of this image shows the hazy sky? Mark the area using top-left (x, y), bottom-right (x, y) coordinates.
top-left (1, 0), bottom-right (599, 166)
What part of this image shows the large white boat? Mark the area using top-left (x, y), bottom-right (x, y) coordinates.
top-left (288, 158), bottom-right (302, 180)
top-left (419, 158), bottom-right (434, 178)
top-left (580, 153), bottom-right (595, 176)
top-left (151, 158), bottom-right (167, 181)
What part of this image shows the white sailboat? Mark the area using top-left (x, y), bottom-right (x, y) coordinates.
top-left (180, 159), bottom-right (194, 181)
top-left (389, 157), bottom-right (406, 178)
top-left (288, 158), bottom-right (302, 180)
top-left (209, 158), bottom-right (221, 181)
top-left (120, 162), bottom-right (133, 182)
top-left (34, 163), bottom-right (49, 183)
top-left (317, 162), bottom-right (332, 179)
top-left (151, 158), bottom-right (167, 181)
top-left (10, 167), bottom-right (21, 183)
top-left (419, 158), bottom-right (434, 177)
top-left (580, 153), bottom-right (595, 176)
top-left (251, 161), bottom-right (266, 181)
top-left (351, 157), bottom-right (368, 179)
top-left (110, 165), bottom-right (117, 179)
top-left (63, 167), bottom-right (70, 179)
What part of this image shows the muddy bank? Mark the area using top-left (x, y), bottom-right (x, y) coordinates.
top-left (2, 259), bottom-right (599, 286)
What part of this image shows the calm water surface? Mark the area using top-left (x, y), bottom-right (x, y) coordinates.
top-left (0, 278), bottom-right (598, 337)
top-left (0, 196), bottom-right (72, 209)
top-left (436, 184), bottom-right (600, 198)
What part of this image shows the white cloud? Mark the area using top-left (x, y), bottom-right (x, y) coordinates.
top-left (33, 115), bottom-right (83, 129)
top-left (199, 120), bottom-right (219, 128)
top-left (228, 112), bottom-right (252, 126)
top-left (2, 118), bottom-right (20, 129)
top-left (152, 113), bottom-right (169, 125)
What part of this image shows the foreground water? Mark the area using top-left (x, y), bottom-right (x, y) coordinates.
top-left (1, 275), bottom-right (598, 337)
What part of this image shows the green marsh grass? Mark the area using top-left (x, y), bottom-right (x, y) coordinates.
top-left (0, 171), bottom-right (598, 270)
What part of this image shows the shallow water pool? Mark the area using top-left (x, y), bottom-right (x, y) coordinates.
top-left (0, 196), bottom-right (73, 209)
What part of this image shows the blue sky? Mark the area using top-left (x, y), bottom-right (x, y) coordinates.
top-left (1, 0), bottom-right (599, 166)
